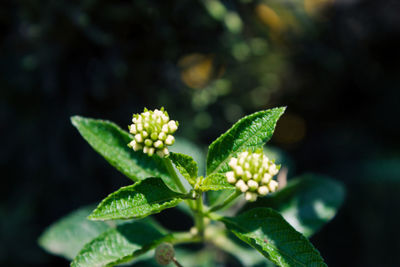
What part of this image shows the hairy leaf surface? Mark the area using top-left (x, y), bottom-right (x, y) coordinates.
top-left (71, 116), bottom-right (173, 187)
top-left (169, 152), bottom-right (198, 186)
top-left (206, 107), bottom-right (285, 175)
top-left (89, 178), bottom-right (189, 220)
top-left (222, 208), bottom-right (327, 267)
top-left (200, 173), bottom-right (235, 191)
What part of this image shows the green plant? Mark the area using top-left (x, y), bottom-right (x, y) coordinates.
top-left (39, 107), bottom-right (345, 267)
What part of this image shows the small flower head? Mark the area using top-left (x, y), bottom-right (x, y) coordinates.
top-left (155, 243), bottom-right (175, 266)
top-left (128, 108), bottom-right (178, 157)
top-left (226, 149), bottom-right (280, 202)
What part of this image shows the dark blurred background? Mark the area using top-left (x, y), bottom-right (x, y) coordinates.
top-left (1, 0), bottom-right (400, 266)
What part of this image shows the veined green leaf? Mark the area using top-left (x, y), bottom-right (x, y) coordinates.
top-left (169, 152), bottom-right (198, 186)
top-left (200, 173), bottom-right (235, 191)
top-left (170, 137), bottom-right (206, 176)
top-left (241, 174), bottom-right (345, 237)
top-left (38, 206), bottom-right (110, 260)
top-left (206, 107), bottom-right (285, 175)
top-left (221, 208), bottom-right (327, 267)
top-left (71, 219), bottom-right (170, 267)
top-left (71, 116), bottom-right (174, 187)
top-left (89, 178), bottom-right (190, 220)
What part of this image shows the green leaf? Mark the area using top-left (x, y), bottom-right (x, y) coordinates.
top-left (170, 137), bottom-right (206, 176)
top-left (38, 206), bottom-right (110, 260)
top-left (169, 152), bottom-right (198, 186)
top-left (221, 208), bottom-right (327, 267)
top-left (206, 107), bottom-right (285, 175)
top-left (71, 116), bottom-right (172, 186)
top-left (241, 174), bottom-right (346, 237)
top-left (71, 219), bottom-right (170, 267)
top-left (200, 173), bottom-right (235, 191)
top-left (89, 178), bottom-right (190, 220)
top-left (207, 226), bottom-right (274, 267)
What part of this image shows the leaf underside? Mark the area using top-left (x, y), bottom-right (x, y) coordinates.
top-left (222, 207), bottom-right (327, 267)
top-left (206, 107), bottom-right (286, 175)
top-left (71, 219), bottom-right (170, 267)
top-left (89, 178), bottom-right (189, 220)
top-left (241, 174), bottom-right (346, 237)
top-left (38, 206), bottom-right (110, 260)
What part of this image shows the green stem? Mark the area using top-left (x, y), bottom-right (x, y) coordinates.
top-left (194, 194), bottom-right (205, 238)
top-left (163, 157), bottom-right (187, 194)
top-left (171, 232), bottom-right (202, 245)
top-left (208, 190), bottom-right (241, 212)
top-left (162, 157), bottom-right (196, 210)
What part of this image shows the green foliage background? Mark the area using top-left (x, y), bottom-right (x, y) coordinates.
top-left (1, 0), bottom-right (400, 266)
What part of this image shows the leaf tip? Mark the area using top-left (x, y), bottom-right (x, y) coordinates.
top-left (70, 115), bottom-right (82, 126)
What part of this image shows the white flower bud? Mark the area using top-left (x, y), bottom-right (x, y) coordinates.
top-left (229, 158), bottom-right (238, 168)
top-left (143, 146), bottom-right (149, 154)
top-left (154, 140), bottom-right (163, 148)
top-left (262, 158), bottom-right (269, 167)
top-left (168, 120), bottom-right (178, 133)
top-left (147, 147), bottom-right (155, 156)
top-left (162, 124), bottom-right (169, 133)
top-left (162, 147), bottom-right (169, 156)
top-left (244, 171), bottom-right (252, 180)
top-left (244, 162), bottom-right (250, 170)
top-left (226, 171), bottom-right (236, 184)
top-left (129, 125), bottom-right (137, 134)
top-left (135, 134), bottom-right (143, 143)
top-left (137, 123), bottom-right (143, 132)
top-left (165, 135), bottom-right (175, 145)
top-left (235, 166), bottom-right (244, 176)
top-left (158, 132), bottom-right (167, 141)
top-left (134, 143), bottom-right (142, 151)
top-left (162, 115), bottom-right (169, 123)
top-left (245, 192), bottom-right (258, 202)
top-left (247, 180), bottom-right (258, 190)
top-left (269, 164), bottom-right (278, 175)
top-left (258, 186), bottom-right (269, 196)
top-left (262, 173), bottom-right (272, 184)
top-left (128, 140), bottom-right (136, 148)
top-left (268, 180), bottom-right (279, 192)
top-left (235, 179), bottom-right (246, 191)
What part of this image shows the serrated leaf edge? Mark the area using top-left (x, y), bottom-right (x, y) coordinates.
top-left (206, 107), bottom-right (286, 175)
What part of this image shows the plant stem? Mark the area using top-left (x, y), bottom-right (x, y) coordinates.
top-left (171, 232), bottom-right (202, 244)
top-left (208, 190), bottom-right (241, 212)
top-left (194, 193), bottom-right (205, 238)
top-left (163, 157), bottom-right (187, 193)
top-left (162, 157), bottom-right (196, 210)
top-left (172, 258), bottom-right (183, 267)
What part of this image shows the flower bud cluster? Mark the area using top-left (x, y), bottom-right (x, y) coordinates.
top-left (128, 108), bottom-right (178, 157)
top-left (226, 150), bottom-right (280, 202)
